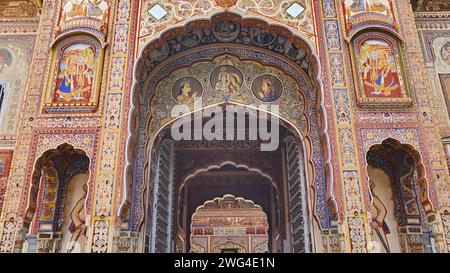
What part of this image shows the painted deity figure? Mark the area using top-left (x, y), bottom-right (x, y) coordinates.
top-left (360, 39), bottom-right (400, 97)
top-left (54, 44), bottom-right (95, 102)
top-left (257, 78), bottom-right (278, 102)
top-left (66, 184), bottom-right (87, 253)
top-left (214, 68), bottom-right (241, 94)
top-left (370, 181), bottom-right (391, 253)
top-left (176, 80), bottom-right (198, 105)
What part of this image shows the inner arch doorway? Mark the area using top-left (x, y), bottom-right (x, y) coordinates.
top-left (144, 108), bottom-right (314, 253)
top-left (191, 194), bottom-right (269, 253)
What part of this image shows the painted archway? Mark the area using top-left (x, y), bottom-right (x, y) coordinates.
top-left (120, 12), bottom-right (336, 253)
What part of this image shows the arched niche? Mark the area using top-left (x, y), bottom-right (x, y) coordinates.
top-left (120, 12), bottom-right (336, 239)
top-left (18, 143), bottom-right (90, 253)
top-left (366, 138), bottom-right (434, 253)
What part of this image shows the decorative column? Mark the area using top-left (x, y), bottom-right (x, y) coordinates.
top-left (89, 0), bottom-right (134, 253)
top-left (0, 0), bottom-right (58, 253)
top-left (146, 139), bottom-right (175, 253)
top-left (426, 211), bottom-right (448, 253)
top-left (283, 136), bottom-right (310, 253)
top-left (440, 208), bottom-right (450, 251)
top-left (321, 0), bottom-right (370, 252)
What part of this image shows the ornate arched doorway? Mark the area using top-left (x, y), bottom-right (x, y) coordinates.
top-left (120, 12), bottom-right (335, 253)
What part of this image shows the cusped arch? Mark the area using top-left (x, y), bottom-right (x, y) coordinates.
top-left (366, 137), bottom-right (434, 222)
top-left (25, 143), bottom-right (91, 227)
top-left (121, 11), bottom-right (335, 231)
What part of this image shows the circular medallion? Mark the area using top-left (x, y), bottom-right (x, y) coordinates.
top-left (252, 74), bottom-right (283, 103)
top-left (283, 40), bottom-right (306, 60)
top-left (210, 65), bottom-right (244, 94)
top-left (149, 42), bottom-right (169, 62)
top-left (250, 28), bottom-right (277, 46)
top-left (176, 29), bottom-right (203, 48)
top-left (172, 77), bottom-right (203, 105)
top-left (212, 21), bottom-right (240, 42)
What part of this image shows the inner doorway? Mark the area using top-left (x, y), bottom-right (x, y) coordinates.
top-left (191, 194), bottom-right (269, 253)
top-left (144, 109), bottom-right (313, 253)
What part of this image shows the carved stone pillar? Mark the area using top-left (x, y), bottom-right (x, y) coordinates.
top-left (426, 211), bottom-right (447, 253)
top-left (321, 226), bottom-right (345, 253)
top-left (441, 208), bottom-right (450, 252)
top-left (283, 136), bottom-right (309, 253)
top-left (399, 227), bottom-right (424, 253)
top-left (36, 239), bottom-right (55, 253)
top-left (112, 231), bottom-right (139, 253)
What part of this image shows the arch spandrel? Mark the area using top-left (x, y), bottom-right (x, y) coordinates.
top-left (138, 3), bottom-right (317, 52)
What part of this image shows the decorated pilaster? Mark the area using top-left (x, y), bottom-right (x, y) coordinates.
top-left (89, 0), bottom-right (135, 253)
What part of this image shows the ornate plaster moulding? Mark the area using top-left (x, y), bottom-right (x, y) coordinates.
top-left (345, 22), bottom-right (404, 43)
top-left (413, 12), bottom-right (450, 19)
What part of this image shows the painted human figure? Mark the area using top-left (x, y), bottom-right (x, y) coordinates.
top-left (214, 67), bottom-right (241, 94)
top-left (215, 72), bottom-right (229, 93)
top-left (442, 44), bottom-right (450, 66)
top-left (370, 181), bottom-right (391, 253)
top-left (227, 74), bottom-right (240, 94)
top-left (0, 49), bottom-right (12, 73)
top-left (66, 184), bottom-right (87, 253)
top-left (176, 80), bottom-right (198, 105)
top-left (257, 77), bottom-right (278, 102)
top-left (361, 42), bottom-right (399, 97)
top-left (55, 47), bottom-right (94, 102)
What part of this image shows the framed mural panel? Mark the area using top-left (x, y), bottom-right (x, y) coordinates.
top-left (43, 35), bottom-right (105, 113)
top-left (350, 32), bottom-right (413, 107)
